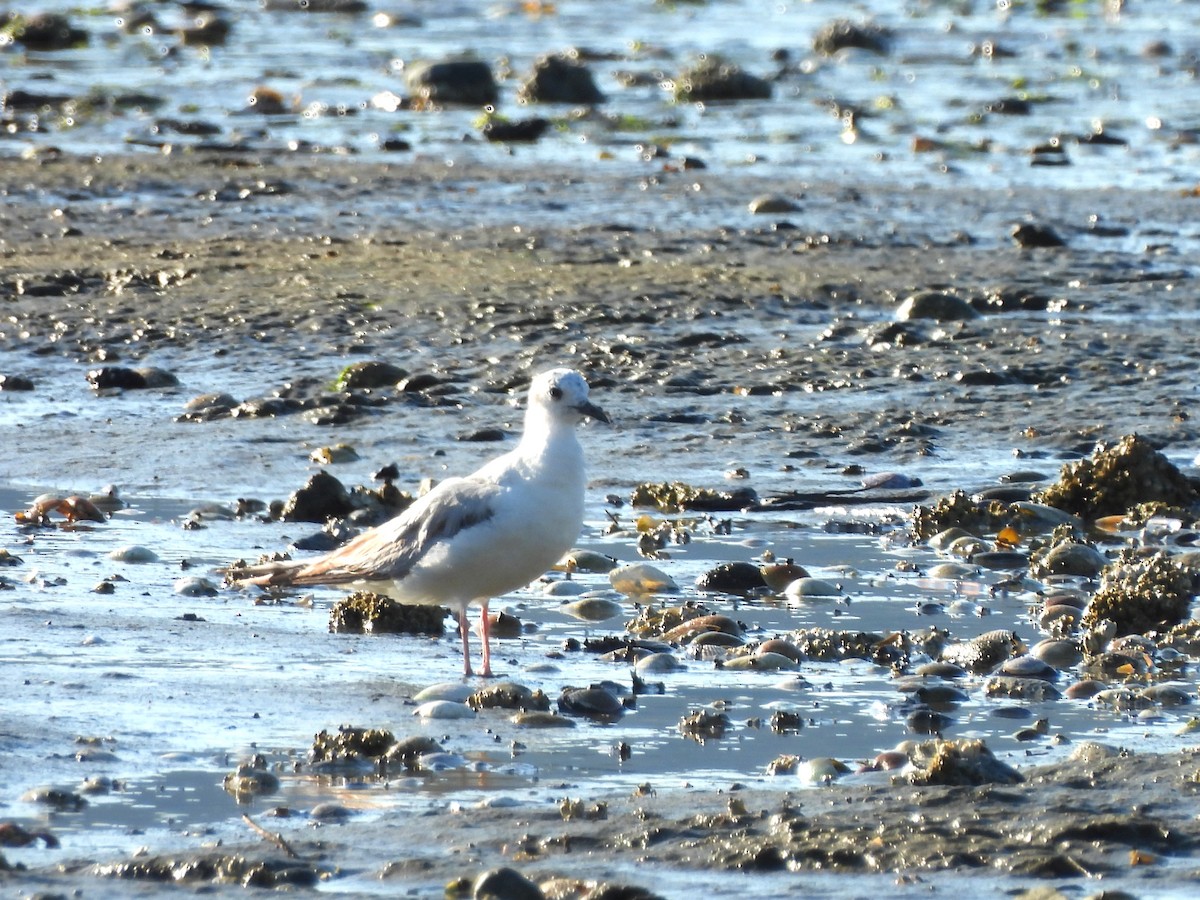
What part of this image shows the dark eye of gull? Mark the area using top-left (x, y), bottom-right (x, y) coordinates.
top-left (549, 386), bottom-right (563, 400)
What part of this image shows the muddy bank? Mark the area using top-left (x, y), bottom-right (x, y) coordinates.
top-left (4, 150), bottom-right (1200, 898)
top-left (3, 152), bottom-right (1199, 474)
top-left (9, 746), bottom-right (1200, 896)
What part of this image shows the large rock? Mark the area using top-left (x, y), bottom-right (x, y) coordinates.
top-left (518, 53), bottom-right (605, 104)
top-left (406, 59), bottom-right (497, 106)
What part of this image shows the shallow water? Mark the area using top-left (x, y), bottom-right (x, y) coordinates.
top-left (7, 0), bottom-right (1200, 200)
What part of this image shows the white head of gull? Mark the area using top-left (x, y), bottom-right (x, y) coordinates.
top-left (233, 367), bottom-right (609, 677)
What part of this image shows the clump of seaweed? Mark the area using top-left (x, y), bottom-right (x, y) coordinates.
top-left (911, 489), bottom-right (1008, 541)
top-left (328, 592), bottom-right (446, 635)
top-left (1083, 551), bottom-right (1197, 636)
top-left (1034, 434), bottom-right (1200, 520)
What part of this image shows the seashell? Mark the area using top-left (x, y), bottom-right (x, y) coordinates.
top-left (1009, 502), bottom-right (1081, 528)
top-left (928, 527), bottom-right (977, 552)
top-left (927, 562), bottom-right (980, 579)
top-left (635, 652), bottom-right (684, 674)
top-left (760, 561), bottom-right (810, 592)
top-left (543, 579), bottom-right (588, 597)
top-left (174, 576), bottom-right (219, 597)
top-left (561, 549), bottom-right (618, 574)
top-left (1139, 684), bottom-right (1193, 707)
top-left (108, 545), bottom-right (159, 563)
top-left (609, 563), bottom-right (679, 596)
top-left (756, 638), bottom-right (802, 662)
top-left (1030, 639), bottom-right (1083, 669)
top-left (511, 711), bottom-right (575, 728)
top-left (413, 682), bottom-right (475, 703)
top-left (947, 536), bottom-right (987, 558)
top-left (661, 615), bottom-right (743, 643)
top-left (1035, 541), bottom-right (1106, 578)
top-left (914, 662), bottom-right (967, 679)
top-left (998, 654), bottom-right (1058, 680)
top-left (690, 631), bottom-right (746, 649)
top-left (970, 550), bottom-right (1028, 570)
top-left (1063, 679), bottom-right (1106, 700)
top-left (412, 700), bottom-right (476, 719)
top-left (720, 652), bottom-right (799, 672)
top-left (559, 595), bottom-right (624, 621)
top-left (797, 757), bottom-right (850, 784)
top-left (783, 577), bottom-right (842, 601)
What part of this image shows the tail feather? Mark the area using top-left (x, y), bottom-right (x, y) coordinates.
top-left (223, 558), bottom-right (310, 587)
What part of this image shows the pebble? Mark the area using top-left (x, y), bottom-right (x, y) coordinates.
top-left (609, 563), bottom-right (678, 596)
top-left (109, 545), bottom-right (159, 563)
top-left (747, 194), bottom-right (799, 214)
top-left (896, 291), bottom-right (980, 322)
top-left (559, 595), bottom-right (624, 621)
top-left (412, 700), bottom-right (476, 719)
top-left (543, 579), bottom-right (588, 597)
top-left (783, 576), bottom-right (842, 600)
top-left (414, 683), bottom-right (476, 703)
top-left (174, 576), bottom-right (219, 596)
top-left (635, 652), bottom-right (684, 674)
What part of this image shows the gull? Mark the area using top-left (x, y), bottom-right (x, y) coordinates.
top-left (231, 367), bottom-right (609, 677)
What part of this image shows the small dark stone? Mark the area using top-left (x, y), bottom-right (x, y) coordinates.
top-left (0, 374), bottom-right (34, 391)
top-left (373, 463), bottom-right (400, 483)
top-left (812, 19), bottom-right (892, 56)
top-left (398, 372), bottom-right (443, 392)
top-left (472, 866), bottom-right (545, 900)
top-left (7, 12), bottom-right (89, 51)
top-left (336, 360), bottom-right (407, 390)
top-left (459, 428), bottom-right (507, 442)
top-left (87, 367), bottom-right (147, 390)
top-left (1011, 223), bottom-right (1066, 248)
top-left (695, 562), bottom-right (767, 595)
top-left (519, 52), bottom-right (606, 105)
top-left (482, 117), bottom-right (551, 143)
top-left (281, 470), bottom-right (356, 523)
top-left (406, 59), bottom-right (498, 106)
top-left (674, 57), bottom-right (771, 102)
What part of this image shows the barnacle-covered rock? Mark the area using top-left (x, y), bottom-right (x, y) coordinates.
top-left (911, 490), bottom-right (1008, 541)
top-left (940, 629), bottom-right (1025, 674)
top-left (1034, 434), bottom-right (1200, 520)
top-left (1083, 551), bottom-right (1197, 636)
top-left (309, 725), bottom-right (396, 764)
top-left (906, 739), bottom-right (1023, 786)
top-left (679, 709), bottom-right (732, 740)
top-left (467, 682), bottom-right (550, 712)
top-left (1162, 619), bottom-right (1200, 657)
top-left (328, 592), bottom-right (446, 635)
top-left (631, 481), bottom-right (757, 512)
top-left (1028, 527), bottom-right (1107, 579)
top-left (626, 601), bottom-right (716, 638)
top-left (696, 561), bottom-right (767, 594)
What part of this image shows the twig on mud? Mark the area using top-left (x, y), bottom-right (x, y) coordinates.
top-left (241, 813), bottom-right (304, 859)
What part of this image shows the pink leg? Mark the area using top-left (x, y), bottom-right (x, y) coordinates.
top-left (479, 600), bottom-right (493, 678)
top-left (458, 606), bottom-right (474, 678)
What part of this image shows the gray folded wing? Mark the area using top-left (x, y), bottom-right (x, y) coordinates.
top-left (282, 476), bottom-right (500, 586)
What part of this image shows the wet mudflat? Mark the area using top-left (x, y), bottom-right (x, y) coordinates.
top-left (5, 1), bottom-right (1200, 897)
top-left (2, 150), bottom-right (1200, 898)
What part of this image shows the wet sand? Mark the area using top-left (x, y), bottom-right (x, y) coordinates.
top-left (3, 150), bottom-right (1200, 897)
